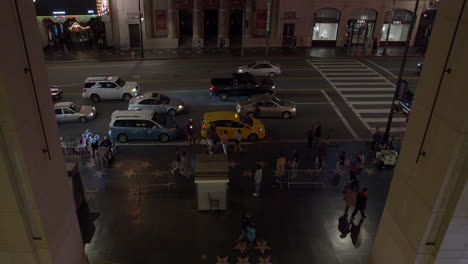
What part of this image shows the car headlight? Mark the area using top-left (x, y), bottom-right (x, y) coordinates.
top-left (272, 85), bottom-right (276, 89)
top-left (178, 105), bottom-right (183, 109)
top-left (131, 88), bottom-right (137, 93)
top-left (292, 108), bottom-right (296, 112)
top-left (89, 112), bottom-right (94, 117)
top-left (238, 69), bottom-right (243, 72)
top-left (258, 128), bottom-right (264, 132)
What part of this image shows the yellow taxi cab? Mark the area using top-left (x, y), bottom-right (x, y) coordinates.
top-left (201, 111), bottom-right (265, 141)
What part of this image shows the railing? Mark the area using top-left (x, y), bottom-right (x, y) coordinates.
top-left (276, 169), bottom-right (326, 190)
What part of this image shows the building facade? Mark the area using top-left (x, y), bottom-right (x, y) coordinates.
top-left (109, 0), bottom-right (439, 49)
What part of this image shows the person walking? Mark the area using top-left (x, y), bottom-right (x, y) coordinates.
top-left (234, 129), bottom-right (243, 152)
top-left (221, 130), bottom-right (229, 156)
top-left (246, 222), bottom-right (256, 248)
top-left (289, 152), bottom-right (299, 180)
top-left (253, 164), bottom-right (263, 197)
top-left (307, 125), bottom-right (315, 148)
top-left (274, 153), bottom-right (286, 188)
top-left (314, 121), bottom-right (322, 145)
top-left (185, 119), bottom-right (196, 145)
top-left (372, 37), bottom-right (378, 53)
top-left (351, 188), bottom-right (368, 220)
top-left (344, 185), bottom-right (357, 214)
top-left (170, 147), bottom-right (181, 175)
top-left (237, 212), bottom-right (251, 242)
top-left (206, 125), bottom-right (214, 147)
top-left (180, 151), bottom-right (191, 178)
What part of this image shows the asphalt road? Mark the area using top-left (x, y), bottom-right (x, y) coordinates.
top-left (47, 56), bottom-right (421, 143)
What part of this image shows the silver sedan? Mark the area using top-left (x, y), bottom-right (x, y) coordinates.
top-left (237, 61), bottom-right (282, 77)
top-left (54, 102), bottom-right (96, 123)
top-left (128, 92), bottom-right (184, 116)
top-left (236, 95), bottom-right (296, 119)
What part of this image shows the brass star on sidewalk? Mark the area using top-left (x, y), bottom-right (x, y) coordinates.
top-left (216, 256), bottom-right (229, 264)
top-left (258, 256), bottom-right (272, 264)
top-left (363, 167), bottom-right (376, 176)
top-left (152, 170), bottom-right (165, 178)
top-left (256, 161), bottom-right (268, 168)
top-left (124, 169), bottom-right (136, 179)
top-left (255, 240), bottom-right (272, 254)
top-left (140, 161), bottom-right (152, 169)
top-left (228, 160), bottom-right (239, 168)
top-left (233, 241), bottom-right (248, 254)
top-left (114, 161), bottom-right (125, 169)
top-left (236, 256), bottom-right (250, 264)
top-left (85, 160), bottom-right (95, 169)
top-left (242, 169), bottom-right (253, 178)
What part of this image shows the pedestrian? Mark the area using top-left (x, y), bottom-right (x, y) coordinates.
top-left (253, 164), bottom-right (262, 197)
top-left (206, 125), bottom-right (214, 147)
top-left (246, 222), bottom-right (256, 248)
top-left (221, 130), bottom-right (229, 156)
top-left (185, 119), bottom-right (196, 145)
top-left (307, 125), bottom-right (315, 148)
top-left (314, 121), bottom-right (322, 145)
top-left (372, 37), bottom-right (378, 52)
top-left (234, 129), bottom-right (242, 152)
top-left (100, 136), bottom-right (113, 160)
top-left (371, 128), bottom-right (383, 151)
top-left (344, 185), bottom-right (357, 214)
top-left (254, 104), bottom-right (261, 117)
top-left (180, 151), bottom-right (191, 178)
top-left (357, 152), bottom-right (365, 169)
top-left (237, 212), bottom-right (251, 242)
top-left (351, 188), bottom-right (368, 220)
top-left (274, 153), bottom-right (286, 188)
top-left (91, 136), bottom-right (99, 158)
top-left (288, 152), bottom-right (299, 180)
top-left (170, 147), bottom-right (181, 175)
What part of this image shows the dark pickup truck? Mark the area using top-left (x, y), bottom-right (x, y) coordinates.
top-left (210, 73), bottom-right (275, 101)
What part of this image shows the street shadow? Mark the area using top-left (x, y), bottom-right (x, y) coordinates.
top-left (81, 211), bottom-right (100, 244)
top-left (338, 214), bottom-right (351, 238)
top-left (350, 219), bottom-right (364, 247)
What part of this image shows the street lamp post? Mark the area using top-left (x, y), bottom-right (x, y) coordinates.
top-left (138, 0), bottom-right (144, 58)
top-left (383, 0), bottom-right (421, 143)
top-left (382, 0), bottom-right (395, 56)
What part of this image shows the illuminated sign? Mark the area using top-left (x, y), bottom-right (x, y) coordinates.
top-left (53, 11), bottom-right (66, 15)
top-left (96, 0), bottom-right (109, 15)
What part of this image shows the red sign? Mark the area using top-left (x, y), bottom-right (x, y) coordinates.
top-left (229, 0), bottom-right (242, 9)
top-left (179, 0), bottom-right (193, 9)
top-left (204, 0), bottom-right (218, 9)
top-left (256, 9), bottom-right (267, 29)
top-left (155, 10), bottom-right (167, 30)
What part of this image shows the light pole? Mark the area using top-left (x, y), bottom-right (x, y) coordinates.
top-left (138, 0), bottom-right (144, 58)
top-left (264, 0), bottom-right (272, 57)
top-left (241, 0), bottom-right (246, 56)
top-left (383, 0), bottom-right (421, 142)
top-left (382, 0), bottom-right (395, 55)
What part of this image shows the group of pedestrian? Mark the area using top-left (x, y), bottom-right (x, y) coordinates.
top-left (273, 151), bottom-right (299, 188)
top-left (307, 121), bottom-right (322, 148)
top-left (344, 183), bottom-right (368, 221)
top-left (170, 147), bottom-right (191, 178)
top-left (237, 212), bottom-right (257, 248)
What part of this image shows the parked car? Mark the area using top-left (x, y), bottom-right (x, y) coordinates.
top-left (108, 110), bottom-right (179, 143)
top-left (238, 61), bottom-right (282, 77)
top-left (200, 111), bottom-right (265, 141)
top-left (128, 92), bottom-right (184, 116)
top-left (210, 73), bottom-right (275, 101)
top-left (50, 85), bottom-right (63, 100)
top-left (54, 102), bottom-right (96, 123)
top-left (82, 76), bottom-right (140, 102)
top-left (237, 95), bottom-right (296, 119)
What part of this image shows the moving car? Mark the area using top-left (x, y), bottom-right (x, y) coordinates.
top-left (82, 76), bottom-right (140, 103)
top-left (128, 92), bottom-right (184, 116)
top-left (108, 110), bottom-right (179, 143)
top-left (210, 73), bottom-right (275, 101)
top-left (238, 61), bottom-right (282, 77)
top-left (50, 85), bottom-right (63, 100)
top-left (200, 111), bottom-right (265, 141)
top-left (54, 102), bottom-right (96, 123)
top-left (237, 95), bottom-right (296, 119)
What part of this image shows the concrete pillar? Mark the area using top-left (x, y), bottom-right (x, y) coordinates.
top-left (244, 0), bottom-right (253, 38)
top-left (370, 0), bottom-right (468, 263)
top-left (167, 0), bottom-right (177, 38)
top-left (409, 4), bottom-right (424, 47)
top-left (102, 15), bottom-right (114, 46)
top-left (336, 7), bottom-right (350, 47)
top-left (373, 5), bottom-right (387, 46)
top-left (218, 0), bottom-right (229, 47)
top-left (270, 0), bottom-right (279, 39)
top-left (192, 0), bottom-right (204, 47)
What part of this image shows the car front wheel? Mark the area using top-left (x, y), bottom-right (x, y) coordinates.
top-left (167, 108), bottom-right (176, 116)
top-left (159, 133), bottom-right (170, 143)
top-left (91, 94), bottom-right (100, 103)
top-left (122, 93), bottom-right (132, 102)
top-left (281, 111), bottom-right (291, 119)
top-left (117, 134), bottom-right (128, 143)
top-left (248, 133), bottom-right (258, 141)
top-left (268, 72), bottom-right (275, 77)
top-left (79, 117), bottom-right (88, 123)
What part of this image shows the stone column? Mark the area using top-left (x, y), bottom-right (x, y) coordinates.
top-left (336, 7), bottom-right (350, 47)
top-left (192, 0), bottom-right (204, 47)
top-left (373, 5), bottom-right (387, 46)
top-left (270, 0), bottom-right (279, 40)
top-left (244, 0), bottom-right (253, 38)
top-left (167, 0), bottom-right (177, 38)
top-left (218, 0), bottom-right (230, 47)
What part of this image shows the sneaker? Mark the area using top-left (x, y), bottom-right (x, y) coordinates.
top-left (252, 193), bottom-right (259, 197)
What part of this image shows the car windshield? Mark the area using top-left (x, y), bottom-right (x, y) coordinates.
top-left (247, 63), bottom-right (255, 68)
top-left (116, 78), bottom-right (126, 87)
top-left (160, 94), bottom-right (171, 104)
top-left (272, 96), bottom-right (284, 106)
top-left (240, 115), bottom-right (253, 126)
top-left (152, 112), bottom-right (167, 125)
top-left (70, 104), bottom-right (81, 112)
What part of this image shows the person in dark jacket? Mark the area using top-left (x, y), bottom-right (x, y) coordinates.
top-left (237, 212), bottom-right (251, 242)
top-left (307, 125), bottom-right (315, 148)
top-left (351, 188), bottom-right (368, 220)
top-left (314, 121), bottom-right (321, 145)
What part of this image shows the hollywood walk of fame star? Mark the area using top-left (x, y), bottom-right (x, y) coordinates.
top-left (85, 160), bottom-right (95, 169)
top-left (140, 161), bottom-right (152, 169)
top-left (363, 167), bottom-right (376, 176)
top-left (95, 170), bottom-right (104, 178)
top-left (237, 256), bottom-right (250, 264)
top-left (233, 241), bottom-right (248, 254)
top-left (242, 169), bottom-right (253, 178)
top-left (228, 160), bottom-right (239, 168)
top-left (216, 256), bottom-right (229, 264)
top-left (124, 169), bottom-right (136, 179)
top-left (114, 161), bottom-right (125, 169)
top-left (258, 256), bottom-right (271, 264)
top-left (255, 240), bottom-right (272, 254)
top-left (152, 170), bottom-right (165, 178)
top-left (256, 161), bottom-right (268, 168)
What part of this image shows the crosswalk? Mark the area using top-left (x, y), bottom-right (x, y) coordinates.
top-left (307, 59), bottom-right (407, 135)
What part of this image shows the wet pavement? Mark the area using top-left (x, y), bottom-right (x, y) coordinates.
top-left (74, 141), bottom-right (394, 264)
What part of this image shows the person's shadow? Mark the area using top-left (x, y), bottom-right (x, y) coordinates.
top-left (338, 214), bottom-right (351, 238)
top-left (350, 219), bottom-right (364, 246)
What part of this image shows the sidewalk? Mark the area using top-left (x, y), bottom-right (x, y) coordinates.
top-left (44, 44), bottom-right (425, 63)
top-left (76, 141), bottom-right (393, 264)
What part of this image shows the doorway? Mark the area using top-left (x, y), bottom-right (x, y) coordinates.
top-left (128, 24), bottom-right (140, 48)
top-left (282, 23), bottom-right (295, 47)
top-left (204, 9), bottom-right (218, 47)
top-left (229, 9), bottom-right (243, 46)
top-left (179, 9), bottom-right (193, 47)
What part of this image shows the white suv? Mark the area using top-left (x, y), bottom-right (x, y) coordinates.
top-left (82, 76), bottom-right (140, 102)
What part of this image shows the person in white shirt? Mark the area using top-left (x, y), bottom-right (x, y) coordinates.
top-left (253, 164), bottom-right (263, 197)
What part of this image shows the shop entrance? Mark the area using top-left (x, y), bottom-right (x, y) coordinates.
top-left (282, 23), bottom-right (296, 47)
top-left (312, 8), bottom-right (340, 47)
top-left (229, 9), bottom-right (243, 46)
top-left (346, 8), bottom-right (377, 46)
top-left (128, 24), bottom-right (141, 48)
top-left (179, 9), bottom-right (193, 47)
top-left (204, 9), bottom-right (218, 46)
top-left (414, 10), bottom-right (437, 49)
top-left (380, 9), bottom-right (413, 46)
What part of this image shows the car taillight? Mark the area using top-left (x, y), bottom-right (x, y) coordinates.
top-left (202, 124), bottom-right (206, 129)
top-left (83, 89), bottom-right (87, 92)
top-left (210, 85), bottom-right (215, 92)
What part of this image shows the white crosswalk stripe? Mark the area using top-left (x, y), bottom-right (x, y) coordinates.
top-left (307, 59), bottom-right (407, 135)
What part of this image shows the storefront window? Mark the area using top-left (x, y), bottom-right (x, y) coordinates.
top-left (381, 9), bottom-right (413, 42)
top-left (313, 8), bottom-right (340, 41)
